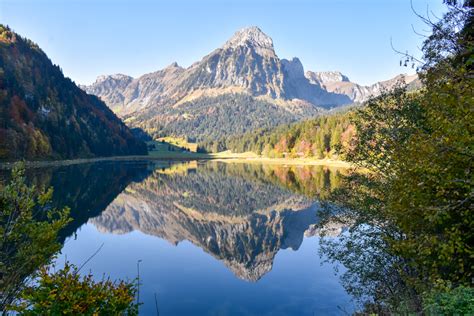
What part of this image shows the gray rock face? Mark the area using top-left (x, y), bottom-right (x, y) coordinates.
top-left (281, 57), bottom-right (305, 80)
top-left (307, 71), bottom-right (350, 85)
top-left (223, 26), bottom-right (275, 56)
top-left (80, 74), bottom-right (133, 111)
top-left (183, 40), bottom-right (286, 99)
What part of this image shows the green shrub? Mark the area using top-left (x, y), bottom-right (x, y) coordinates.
top-left (15, 262), bottom-right (139, 316)
top-left (424, 284), bottom-right (474, 315)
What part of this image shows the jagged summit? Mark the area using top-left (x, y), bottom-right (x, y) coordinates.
top-left (282, 57), bottom-right (305, 79)
top-left (95, 73), bottom-right (133, 83)
top-left (223, 26), bottom-right (274, 53)
top-left (309, 71), bottom-right (350, 84)
top-left (167, 61), bottom-right (181, 68)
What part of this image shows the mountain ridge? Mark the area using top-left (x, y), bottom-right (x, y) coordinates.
top-left (83, 26), bottom-right (419, 141)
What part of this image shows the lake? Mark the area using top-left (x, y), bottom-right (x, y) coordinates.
top-left (6, 160), bottom-right (355, 315)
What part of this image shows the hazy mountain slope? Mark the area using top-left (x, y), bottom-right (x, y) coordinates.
top-left (137, 94), bottom-right (307, 141)
top-left (0, 25), bottom-right (147, 160)
top-left (79, 74), bottom-right (134, 112)
top-left (82, 63), bottom-right (186, 115)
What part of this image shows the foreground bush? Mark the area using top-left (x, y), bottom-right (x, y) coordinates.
top-left (1, 163), bottom-right (139, 314)
top-left (424, 284), bottom-right (474, 315)
top-left (15, 263), bottom-right (138, 315)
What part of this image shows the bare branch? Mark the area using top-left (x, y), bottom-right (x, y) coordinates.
top-left (410, 0), bottom-right (435, 27)
top-left (411, 24), bottom-right (429, 38)
top-left (430, 9), bottom-right (442, 21)
top-left (76, 242), bottom-right (104, 274)
top-left (390, 38), bottom-right (423, 64)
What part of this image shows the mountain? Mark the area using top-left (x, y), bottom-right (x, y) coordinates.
top-left (83, 27), bottom-right (353, 141)
top-left (84, 26), bottom-right (419, 142)
top-left (306, 71), bottom-right (350, 85)
top-left (85, 27), bottom-right (347, 114)
top-left (306, 71), bottom-right (420, 103)
top-left (0, 25), bottom-right (147, 160)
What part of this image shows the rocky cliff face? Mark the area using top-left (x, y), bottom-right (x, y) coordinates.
top-left (85, 27), bottom-right (338, 114)
top-left (306, 71), bottom-right (419, 103)
top-left (79, 74), bottom-right (133, 112)
top-left (306, 71), bottom-right (350, 85)
top-left (83, 27), bottom-right (352, 140)
top-left (186, 27), bottom-right (286, 98)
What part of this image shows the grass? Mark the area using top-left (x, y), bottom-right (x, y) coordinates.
top-left (0, 139), bottom-right (353, 169)
top-left (211, 154), bottom-right (353, 168)
top-left (155, 137), bottom-right (198, 152)
top-left (149, 144), bottom-right (352, 168)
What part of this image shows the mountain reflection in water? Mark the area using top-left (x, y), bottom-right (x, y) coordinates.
top-left (87, 161), bottom-right (345, 281)
top-left (4, 160), bottom-right (351, 315)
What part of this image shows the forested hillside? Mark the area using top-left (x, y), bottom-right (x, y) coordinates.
top-left (0, 25), bottom-right (147, 160)
top-left (199, 112), bottom-right (355, 159)
top-left (136, 93), bottom-right (314, 142)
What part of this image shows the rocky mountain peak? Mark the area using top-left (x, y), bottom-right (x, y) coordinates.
top-left (83, 26), bottom-right (420, 140)
top-left (281, 57), bottom-right (305, 79)
top-left (94, 73), bottom-right (133, 84)
top-left (308, 71), bottom-right (350, 85)
top-left (166, 61), bottom-right (181, 68)
top-left (223, 26), bottom-right (274, 54)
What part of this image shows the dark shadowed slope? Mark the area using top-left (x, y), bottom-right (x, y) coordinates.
top-left (0, 25), bottom-right (147, 160)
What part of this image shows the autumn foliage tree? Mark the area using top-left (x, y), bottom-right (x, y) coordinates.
top-left (319, 1), bottom-right (473, 313)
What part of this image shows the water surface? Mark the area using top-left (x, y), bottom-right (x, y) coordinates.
top-left (7, 160), bottom-right (354, 315)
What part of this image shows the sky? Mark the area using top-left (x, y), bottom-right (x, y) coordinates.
top-left (0, 0), bottom-right (446, 86)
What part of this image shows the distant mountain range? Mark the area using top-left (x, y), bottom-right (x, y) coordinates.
top-left (0, 25), bottom-right (146, 160)
top-left (84, 26), bottom-right (419, 141)
top-left (306, 71), bottom-right (419, 103)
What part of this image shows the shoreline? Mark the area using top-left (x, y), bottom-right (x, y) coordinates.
top-left (0, 153), bottom-right (353, 169)
top-left (211, 157), bottom-right (352, 168)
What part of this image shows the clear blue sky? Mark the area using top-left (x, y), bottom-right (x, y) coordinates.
top-left (0, 0), bottom-right (446, 85)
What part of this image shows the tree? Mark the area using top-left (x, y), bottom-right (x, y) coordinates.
top-left (0, 162), bottom-right (70, 311)
top-left (1, 163), bottom-right (139, 314)
top-left (319, 1), bottom-right (473, 313)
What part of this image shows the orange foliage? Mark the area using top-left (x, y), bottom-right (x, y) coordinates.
top-left (9, 95), bottom-right (33, 125)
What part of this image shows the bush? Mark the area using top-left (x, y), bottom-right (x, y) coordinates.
top-left (1, 163), bottom-right (139, 314)
top-left (15, 263), bottom-right (138, 315)
top-left (424, 284), bottom-right (474, 315)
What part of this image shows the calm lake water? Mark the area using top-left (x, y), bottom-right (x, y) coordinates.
top-left (7, 160), bottom-right (355, 315)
